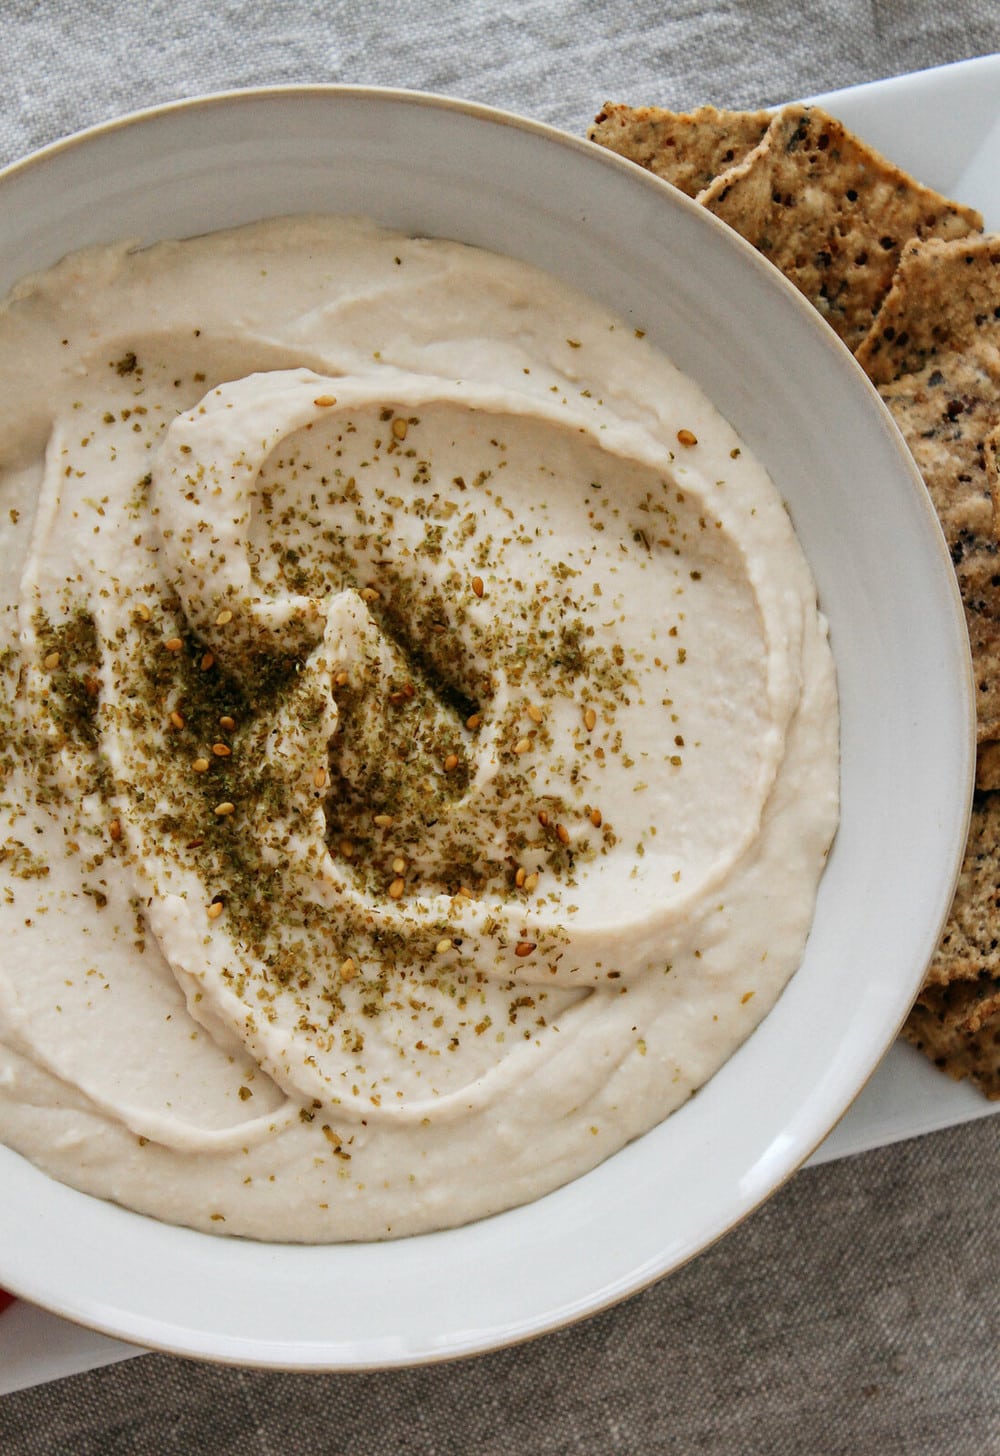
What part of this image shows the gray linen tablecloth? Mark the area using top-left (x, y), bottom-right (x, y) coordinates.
top-left (2, 2), bottom-right (1000, 1452)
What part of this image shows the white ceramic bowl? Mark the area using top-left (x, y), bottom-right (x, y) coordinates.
top-left (0, 88), bottom-right (974, 1368)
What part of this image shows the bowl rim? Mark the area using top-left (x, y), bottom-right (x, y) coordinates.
top-left (0, 82), bottom-right (977, 1369)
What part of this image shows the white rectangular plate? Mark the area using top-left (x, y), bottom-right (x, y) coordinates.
top-left (1, 53), bottom-right (998, 1396)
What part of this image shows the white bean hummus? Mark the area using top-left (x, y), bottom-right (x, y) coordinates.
top-left (0, 217), bottom-right (838, 1241)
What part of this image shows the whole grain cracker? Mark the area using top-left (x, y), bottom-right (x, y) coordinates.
top-left (953, 544), bottom-right (1000, 750)
top-left (975, 740), bottom-right (1000, 791)
top-left (589, 95), bottom-right (1000, 1092)
top-left (916, 976), bottom-right (1000, 1034)
top-left (905, 788), bottom-right (1000, 1100)
top-left (876, 351), bottom-right (1000, 543)
top-left (876, 350), bottom-right (1000, 745)
top-left (980, 423), bottom-right (1000, 784)
top-left (984, 421), bottom-right (1000, 538)
top-left (698, 106), bottom-right (982, 351)
top-left (855, 234), bottom-right (1000, 384)
top-left (904, 788), bottom-right (1000, 1096)
top-left (588, 102), bottom-right (771, 199)
top-left (903, 978), bottom-right (1000, 1099)
top-left (923, 792), bottom-right (1000, 987)
top-left (872, 307), bottom-right (1000, 1079)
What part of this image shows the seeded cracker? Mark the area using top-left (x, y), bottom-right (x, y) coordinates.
top-left (853, 241), bottom-right (1000, 755)
top-left (975, 739), bottom-right (1000, 790)
top-left (903, 972), bottom-right (1000, 1099)
top-left (875, 351), bottom-right (1000, 747)
top-left (587, 103), bottom-right (772, 199)
top-left (849, 238), bottom-right (1000, 1088)
top-left (589, 95), bottom-right (1000, 1095)
top-left (923, 793), bottom-right (1000, 987)
top-left (697, 106), bottom-right (982, 351)
top-left (980, 426), bottom-right (1000, 784)
top-left (985, 423), bottom-right (1000, 538)
top-left (855, 234), bottom-right (1000, 383)
top-left (877, 353), bottom-right (999, 541)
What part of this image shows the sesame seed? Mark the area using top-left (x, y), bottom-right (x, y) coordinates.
top-left (515, 866), bottom-right (526, 887)
top-left (108, 818), bottom-right (122, 842)
top-left (526, 704), bottom-right (544, 724)
top-left (435, 938), bottom-right (453, 955)
top-left (465, 713), bottom-right (482, 731)
top-left (335, 670), bottom-right (349, 686)
top-left (169, 710), bottom-right (185, 730)
top-left (514, 941), bottom-right (536, 958)
top-left (590, 807), bottom-right (603, 828)
top-left (677, 428), bottom-right (698, 447)
top-left (214, 801), bottom-right (236, 816)
top-left (443, 753), bottom-right (459, 771)
top-left (538, 810), bottom-right (549, 827)
top-left (313, 394), bottom-right (337, 407)
top-left (391, 418), bottom-right (408, 440)
top-left (556, 823), bottom-right (570, 845)
top-left (388, 877), bottom-right (405, 899)
top-left (215, 609), bottom-right (233, 626)
top-left (212, 742), bottom-right (232, 757)
top-left (192, 757), bottom-right (210, 773)
top-left (164, 637), bottom-right (183, 652)
top-left (135, 602), bottom-right (151, 622)
top-left (339, 956), bottom-right (358, 981)
top-left (373, 813), bottom-right (394, 828)
top-left (207, 899), bottom-right (224, 920)
top-left (524, 872), bottom-right (539, 892)
top-left (43, 651), bottom-right (60, 671)
top-left (339, 839), bottom-right (355, 857)
top-left (219, 715), bottom-right (236, 731)
top-left (361, 587), bottom-right (381, 602)
top-left (583, 706), bottom-right (597, 731)
top-left (200, 651), bottom-right (215, 671)
top-left (471, 575), bottom-right (484, 598)
top-left (392, 857), bottom-right (406, 874)
top-left (313, 766), bottom-right (327, 788)
top-left (513, 737), bottom-right (531, 755)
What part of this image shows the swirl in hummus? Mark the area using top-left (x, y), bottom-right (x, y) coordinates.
top-left (0, 217), bottom-right (838, 1240)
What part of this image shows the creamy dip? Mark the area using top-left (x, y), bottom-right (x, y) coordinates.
top-left (0, 217), bottom-right (838, 1241)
